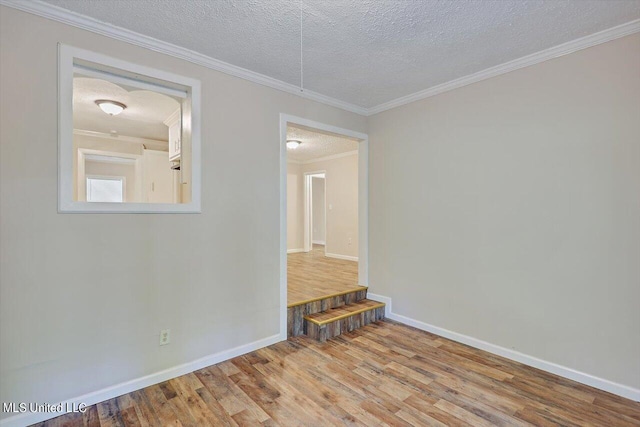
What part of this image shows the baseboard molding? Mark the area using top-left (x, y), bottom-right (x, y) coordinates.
top-left (0, 334), bottom-right (282, 427)
top-left (325, 252), bottom-right (358, 262)
top-left (287, 248), bottom-right (305, 254)
top-left (366, 293), bottom-right (640, 402)
top-left (312, 240), bottom-right (325, 245)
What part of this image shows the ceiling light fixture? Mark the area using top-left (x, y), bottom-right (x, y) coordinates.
top-left (95, 100), bottom-right (126, 116)
top-left (287, 140), bottom-right (302, 149)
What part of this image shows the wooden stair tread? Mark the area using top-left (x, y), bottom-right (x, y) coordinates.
top-left (304, 299), bottom-right (385, 325)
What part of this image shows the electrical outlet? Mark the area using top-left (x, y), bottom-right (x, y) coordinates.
top-left (348, 237), bottom-right (352, 245)
top-left (160, 329), bottom-right (171, 346)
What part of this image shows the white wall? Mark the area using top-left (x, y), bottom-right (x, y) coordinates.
top-left (368, 33), bottom-right (640, 391)
top-left (312, 177), bottom-right (325, 244)
top-left (0, 6), bottom-right (367, 421)
top-left (303, 153), bottom-right (358, 259)
top-left (286, 161), bottom-right (304, 251)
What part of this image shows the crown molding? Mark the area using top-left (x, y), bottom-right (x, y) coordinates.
top-left (0, 0), bottom-right (368, 116)
top-left (367, 19), bottom-right (640, 115)
top-left (74, 129), bottom-right (168, 149)
top-left (162, 108), bottom-right (181, 127)
top-left (2, 1), bottom-right (638, 117)
top-left (287, 149), bottom-right (358, 165)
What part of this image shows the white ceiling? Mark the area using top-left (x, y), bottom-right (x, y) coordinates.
top-left (39, 1), bottom-right (640, 110)
top-left (287, 125), bottom-right (359, 163)
top-left (73, 77), bottom-right (179, 141)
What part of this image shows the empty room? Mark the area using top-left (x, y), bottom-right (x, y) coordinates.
top-left (0, 1), bottom-right (638, 426)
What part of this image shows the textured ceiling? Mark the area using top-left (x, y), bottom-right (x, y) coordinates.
top-left (73, 77), bottom-right (179, 141)
top-left (47, 0), bottom-right (640, 109)
top-left (287, 125), bottom-right (359, 163)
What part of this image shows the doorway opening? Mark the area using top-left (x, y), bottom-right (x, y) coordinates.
top-left (279, 114), bottom-right (368, 339)
top-left (305, 172), bottom-right (326, 254)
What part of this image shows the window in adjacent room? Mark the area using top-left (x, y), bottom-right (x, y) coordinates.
top-left (86, 176), bottom-right (124, 203)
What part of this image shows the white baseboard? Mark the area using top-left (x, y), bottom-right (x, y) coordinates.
top-left (366, 293), bottom-right (640, 402)
top-left (312, 240), bottom-right (325, 245)
top-left (325, 252), bottom-right (358, 262)
top-left (366, 293), bottom-right (392, 316)
top-left (287, 248), bottom-right (305, 254)
top-left (0, 334), bottom-right (283, 427)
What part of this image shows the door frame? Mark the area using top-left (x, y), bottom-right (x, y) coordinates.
top-left (304, 172), bottom-right (326, 252)
top-left (279, 113), bottom-right (369, 340)
top-left (77, 148), bottom-right (142, 202)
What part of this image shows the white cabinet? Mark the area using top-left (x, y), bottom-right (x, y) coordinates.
top-left (164, 108), bottom-right (181, 161)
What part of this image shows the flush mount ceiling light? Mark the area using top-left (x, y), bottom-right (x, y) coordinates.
top-left (95, 100), bottom-right (126, 116)
top-left (286, 140), bottom-right (302, 149)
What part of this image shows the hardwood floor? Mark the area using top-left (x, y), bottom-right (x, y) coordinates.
top-left (288, 245), bottom-right (363, 307)
top-left (35, 320), bottom-right (640, 427)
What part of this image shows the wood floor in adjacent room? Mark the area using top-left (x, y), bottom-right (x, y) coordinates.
top-left (287, 244), bottom-right (363, 306)
top-left (36, 321), bottom-right (640, 427)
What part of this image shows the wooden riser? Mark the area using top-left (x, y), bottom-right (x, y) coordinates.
top-left (287, 289), bottom-right (367, 337)
top-left (304, 305), bottom-right (385, 342)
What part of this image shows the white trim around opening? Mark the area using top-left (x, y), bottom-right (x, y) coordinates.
top-left (58, 43), bottom-right (201, 213)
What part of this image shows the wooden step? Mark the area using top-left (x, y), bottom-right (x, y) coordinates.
top-left (303, 299), bottom-right (385, 342)
top-left (287, 287), bottom-right (368, 338)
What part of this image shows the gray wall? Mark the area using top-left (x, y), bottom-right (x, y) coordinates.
top-left (0, 6), bottom-right (366, 415)
top-left (368, 33), bottom-right (640, 390)
top-left (304, 154), bottom-right (359, 258)
top-left (286, 162), bottom-right (304, 250)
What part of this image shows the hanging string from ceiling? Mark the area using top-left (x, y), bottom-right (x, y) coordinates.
top-left (300, 0), bottom-right (304, 93)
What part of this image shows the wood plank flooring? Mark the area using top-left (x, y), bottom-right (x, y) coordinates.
top-left (35, 320), bottom-right (640, 427)
top-left (288, 245), bottom-right (361, 306)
